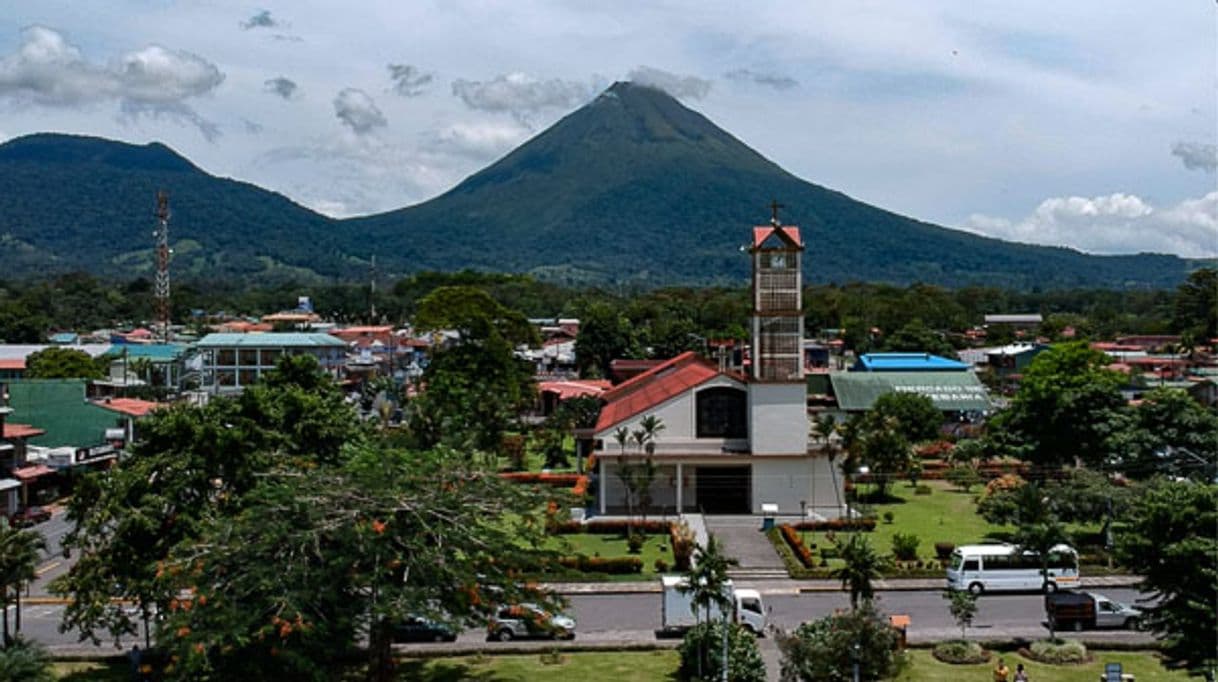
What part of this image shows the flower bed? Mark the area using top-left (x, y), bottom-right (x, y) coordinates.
top-left (787, 518), bottom-right (877, 532)
top-left (932, 640), bottom-right (989, 664)
top-left (556, 556), bottom-right (643, 574)
top-left (551, 519), bottom-right (672, 535)
top-left (778, 524), bottom-right (817, 568)
top-left (1023, 640), bottom-right (1090, 665)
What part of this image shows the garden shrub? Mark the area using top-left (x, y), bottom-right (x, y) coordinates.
top-left (670, 521), bottom-right (695, 571)
top-left (934, 542), bottom-right (955, 561)
top-left (0, 638), bottom-right (54, 682)
top-left (627, 533), bottom-right (645, 554)
top-left (551, 519), bottom-right (672, 535)
top-left (914, 484), bottom-right (932, 495)
top-left (945, 463), bottom-right (983, 492)
top-left (1027, 639), bottom-right (1089, 664)
top-left (932, 640), bottom-right (988, 664)
top-left (789, 518), bottom-right (877, 532)
top-left (556, 556), bottom-right (643, 574)
top-left (777, 603), bottom-right (903, 682)
top-left (778, 525), bottom-right (817, 568)
top-left (654, 558), bottom-right (669, 573)
top-left (678, 621), bottom-right (765, 682)
top-left (891, 533), bottom-right (920, 561)
top-left (882, 511), bottom-right (894, 524)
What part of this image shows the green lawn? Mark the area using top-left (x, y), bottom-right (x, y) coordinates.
top-left (547, 532), bottom-right (674, 578)
top-left (894, 649), bottom-right (1189, 682)
top-left (864, 480), bottom-right (1014, 560)
top-left (404, 651), bottom-right (679, 681)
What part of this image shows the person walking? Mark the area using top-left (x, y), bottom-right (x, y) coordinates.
top-left (993, 658), bottom-right (1011, 682)
top-left (1013, 663), bottom-right (1029, 682)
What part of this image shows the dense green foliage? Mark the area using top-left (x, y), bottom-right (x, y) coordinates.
top-left (0, 638), bottom-right (53, 682)
top-left (1116, 480), bottom-right (1218, 677)
top-left (777, 603), bottom-right (903, 682)
top-left (829, 533), bottom-right (889, 610)
top-left (0, 520), bottom-right (46, 645)
top-left (1, 90), bottom-right (1202, 287)
top-left (23, 347), bottom-right (107, 379)
top-left (677, 621), bottom-right (766, 682)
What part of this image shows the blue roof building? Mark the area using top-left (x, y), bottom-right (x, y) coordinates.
top-left (853, 353), bottom-right (968, 372)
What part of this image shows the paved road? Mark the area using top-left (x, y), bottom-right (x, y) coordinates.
top-left (14, 588), bottom-right (1153, 656)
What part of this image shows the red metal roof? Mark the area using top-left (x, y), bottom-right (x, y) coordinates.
top-left (595, 352), bottom-right (725, 432)
top-left (2, 423), bottom-right (45, 439)
top-left (0, 359), bottom-right (25, 370)
top-left (11, 464), bottom-right (54, 481)
top-left (751, 225), bottom-right (803, 248)
top-left (539, 379), bottom-right (612, 401)
top-left (95, 398), bottom-right (162, 417)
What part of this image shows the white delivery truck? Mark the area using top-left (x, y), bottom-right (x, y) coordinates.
top-left (660, 575), bottom-right (767, 635)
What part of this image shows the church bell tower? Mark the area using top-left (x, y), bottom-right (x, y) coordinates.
top-left (747, 202), bottom-right (808, 455)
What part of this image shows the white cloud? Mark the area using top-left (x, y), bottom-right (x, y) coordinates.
top-left (264, 76), bottom-right (298, 100)
top-left (427, 120), bottom-right (530, 160)
top-left (387, 64), bottom-right (432, 97)
top-left (627, 66), bottom-right (711, 100)
top-left (964, 192), bottom-right (1218, 258)
top-left (1171, 141), bottom-right (1216, 173)
top-left (0, 26), bottom-right (223, 139)
top-left (451, 72), bottom-right (591, 122)
top-left (333, 88), bottom-right (386, 134)
top-left (724, 69), bottom-right (798, 90)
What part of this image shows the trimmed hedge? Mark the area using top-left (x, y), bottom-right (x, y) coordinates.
top-left (555, 556), bottom-right (644, 574)
top-left (788, 518), bottom-right (876, 532)
top-left (551, 520), bottom-right (672, 535)
top-left (1025, 639), bottom-right (1089, 664)
top-left (778, 524), bottom-right (817, 568)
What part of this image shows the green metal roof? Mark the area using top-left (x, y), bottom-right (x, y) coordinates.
top-left (829, 371), bottom-right (992, 412)
top-left (109, 344), bottom-right (188, 362)
top-left (196, 333), bottom-right (345, 348)
top-left (5, 379), bottom-right (121, 448)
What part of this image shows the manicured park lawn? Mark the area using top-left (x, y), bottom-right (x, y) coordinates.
top-left (404, 650), bottom-right (679, 681)
top-left (893, 649), bottom-right (1189, 682)
top-left (864, 480), bottom-right (1014, 559)
top-left (547, 531), bottom-right (674, 578)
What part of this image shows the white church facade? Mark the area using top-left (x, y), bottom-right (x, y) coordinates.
top-left (592, 216), bottom-right (843, 518)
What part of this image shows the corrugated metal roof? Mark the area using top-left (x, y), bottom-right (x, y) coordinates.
top-left (595, 352), bottom-right (724, 432)
top-left (111, 343), bottom-right (187, 361)
top-left (5, 380), bottom-right (119, 448)
top-left (856, 353), bottom-right (968, 372)
top-left (830, 371), bottom-right (991, 412)
top-left (196, 333), bottom-right (345, 348)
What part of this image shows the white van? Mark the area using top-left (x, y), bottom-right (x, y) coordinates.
top-left (946, 543), bottom-right (1079, 595)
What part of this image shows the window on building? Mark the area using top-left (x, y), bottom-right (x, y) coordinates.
top-left (239, 349), bottom-right (258, 366)
top-left (696, 387), bottom-right (748, 438)
top-left (217, 349), bottom-right (236, 366)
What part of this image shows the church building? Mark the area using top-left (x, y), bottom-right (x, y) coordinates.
top-left (592, 212), bottom-right (843, 518)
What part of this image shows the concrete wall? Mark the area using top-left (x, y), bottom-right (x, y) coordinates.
top-left (747, 383), bottom-right (808, 454)
top-left (600, 462), bottom-right (693, 515)
top-left (750, 456), bottom-right (843, 518)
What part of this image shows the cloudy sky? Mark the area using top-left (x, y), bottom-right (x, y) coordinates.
top-left (2, 1), bottom-right (1214, 257)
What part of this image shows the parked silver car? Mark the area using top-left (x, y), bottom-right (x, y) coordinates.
top-left (486, 604), bottom-right (575, 641)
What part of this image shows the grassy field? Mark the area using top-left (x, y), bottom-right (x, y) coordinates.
top-left (547, 531), bottom-right (674, 577)
top-left (404, 651), bottom-right (679, 681)
top-left (863, 480), bottom-right (1014, 559)
top-left (54, 649), bottom-right (1187, 681)
top-left (893, 649), bottom-right (1189, 682)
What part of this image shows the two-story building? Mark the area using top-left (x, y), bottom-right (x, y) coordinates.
top-left (592, 217), bottom-right (841, 518)
top-left (196, 333), bottom-right (347, 394)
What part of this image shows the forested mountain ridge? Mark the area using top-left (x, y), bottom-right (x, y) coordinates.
top-left (0, 84), bottom-right (1200, 288)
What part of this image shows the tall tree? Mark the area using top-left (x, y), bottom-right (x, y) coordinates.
top-left (1172, 268), bottom-right (1217, 340)
top-left (574, 300), bottom-right (637, 378)
top-left (1112, 387), bottom-right (1218, 480)
top-left (1010, 482), bottom-right (1071, 639)
top-left (991, 342), bottom-right (1126, 468)
top-left (24, 347), bottom-right (106, 379)
top-left (679, 535), bottom-right (738, 681)
top-left (869, 391), bottom-right (942, 444)
top-left (1116, 479), bottom-right (1217, 677)
top-left (0, 519), bottom-right (45, 646)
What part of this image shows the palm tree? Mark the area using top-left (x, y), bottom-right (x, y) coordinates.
top-left (0, 518), bottom-right (46, 646)
top-left (638, 414), bottom-right (666, 455)
top-left (679, 535), bottom-right (738, 680)
top-left (830, 532), bottom-right (888, 611)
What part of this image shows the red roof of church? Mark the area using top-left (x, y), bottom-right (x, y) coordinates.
top-left (595, 352), bottom-right (727, 433)
top-left (752, 225), bottom-right (803, 248)
top-left (2, 423), bottom-right (45, 439)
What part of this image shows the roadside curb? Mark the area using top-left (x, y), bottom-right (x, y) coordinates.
top-left (545, 575), bottom-right (1143, 596)
top-left (394, 640), bottom-right (681, 658)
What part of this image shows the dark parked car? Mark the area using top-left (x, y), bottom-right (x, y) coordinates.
top-left (10, 506), bottom-right (51, 528)
top-left (391, 616), bottom-right (457, 643)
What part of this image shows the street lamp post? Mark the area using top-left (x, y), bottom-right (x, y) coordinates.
top-left (799, 499), bottom-right (807, 545)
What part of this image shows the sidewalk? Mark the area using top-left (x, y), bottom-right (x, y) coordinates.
top-left (543, 574), bottom-right (1142, 596)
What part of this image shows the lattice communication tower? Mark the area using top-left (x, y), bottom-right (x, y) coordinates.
top-left (154, 190), bottom-right (172, 342)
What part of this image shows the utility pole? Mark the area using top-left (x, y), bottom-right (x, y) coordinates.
top-left (369, 254), bottom-right (378, 323)
top-left (153, 191), bottom-right (172, 343)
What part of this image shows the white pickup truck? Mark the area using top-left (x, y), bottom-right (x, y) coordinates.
top-left (660, 576), bottom-right (767, 635)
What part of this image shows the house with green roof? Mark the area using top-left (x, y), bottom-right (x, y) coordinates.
top-left (5, 379), bottom-right (125, 477)
top-left (827, 370), bottom-right (992, 417)
top-left (196, 332), bottom-right (346, 394)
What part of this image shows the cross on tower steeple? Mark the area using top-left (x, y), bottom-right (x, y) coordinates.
top-left (768, 199), bottom-right (784, 226)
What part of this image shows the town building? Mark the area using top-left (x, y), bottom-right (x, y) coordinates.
top-left (591, 216), bottom-right (842, 518)
top-left (196, 332), bottom-right (346, 394)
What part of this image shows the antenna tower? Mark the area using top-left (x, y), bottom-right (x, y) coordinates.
top-left (154, 190), bottom-right (172, 342)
